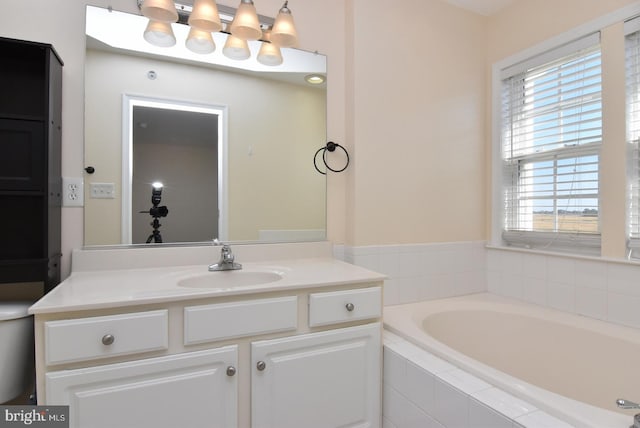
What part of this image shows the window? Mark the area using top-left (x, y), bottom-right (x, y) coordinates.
top-left (500, 33), bottom-right (602, 253)
top-left (625, 18), bottom-right (640, 258)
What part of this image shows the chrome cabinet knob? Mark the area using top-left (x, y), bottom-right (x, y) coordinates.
top-left (345, 303), bottom-right (355, 312)
top-left (256, 361), bottom-right (266, 371)
top-left (101, 334), bottom-right (115, 346)
top-left (226, 366), bottom-right (237, 377)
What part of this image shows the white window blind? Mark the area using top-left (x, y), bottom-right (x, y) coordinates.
top-left (625, 18), bottom-right (640, 258)
top-left (500, 34), bottom-right (602, 253)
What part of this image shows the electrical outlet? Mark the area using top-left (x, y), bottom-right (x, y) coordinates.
top-left (62, 177), bottom-right (84, 207)
top-left (90, 182), bottom-right (116, 199)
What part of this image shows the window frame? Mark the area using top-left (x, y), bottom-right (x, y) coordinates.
top-left (493, 33), bottom-right (603, 255)
top-left (624, 17), bottom-right (640, 258)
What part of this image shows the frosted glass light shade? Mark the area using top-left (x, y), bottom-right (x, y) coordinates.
top-left (223, 34), bottom-right (250, 60)
top-left (257, 42), bottom-right (283, 66)
top-left (188, 0), bottom-right (222, 32)
top-left (141, 0), bottom-right (178, 23)
top-left (143, 20), bottom-right (176, 47)
top-left (185, 27), bottom-right (216, 54)
top-left (271, 2), bottom-right (298, 48)
top-left (230, 0), bottom-right (262, 41)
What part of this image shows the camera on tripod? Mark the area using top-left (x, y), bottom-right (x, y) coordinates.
top-left (140, 182), bottom-right (169, 243)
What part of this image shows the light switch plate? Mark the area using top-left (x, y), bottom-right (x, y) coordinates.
top-left (90, 182), bottom-right (116, 199)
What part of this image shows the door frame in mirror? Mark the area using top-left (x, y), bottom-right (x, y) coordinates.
top-left (121, 94), bottom-right (229, 244)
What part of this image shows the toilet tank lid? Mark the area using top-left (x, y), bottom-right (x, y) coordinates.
top-left (0, 301), bottom-right (33, 320)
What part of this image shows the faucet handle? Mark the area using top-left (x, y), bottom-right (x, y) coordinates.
top-left (616, 398), bottom-right (640, 409)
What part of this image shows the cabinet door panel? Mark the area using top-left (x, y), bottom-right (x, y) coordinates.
top-left (46, 346), bottom-right (237, 428)
top-left (0, 118), bottom-right (45, 191)
top-left (252, 323), bottom-right (381, 428)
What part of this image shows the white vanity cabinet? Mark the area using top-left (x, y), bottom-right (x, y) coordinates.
top-left (46, 346), bottom-right (238, 428)
top-left (251, 323), bottom-right (380, 428)
top-left (32, 254), bottom-right (385, 428)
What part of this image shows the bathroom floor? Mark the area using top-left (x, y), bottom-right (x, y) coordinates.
top-left (6, 376), bottom-right (35, 405)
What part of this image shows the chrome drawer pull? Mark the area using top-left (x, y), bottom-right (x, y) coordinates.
top-left (345, 303), bottom-right (355, 312)
top-left (226, 366), bottom-right (237, 377)
top-left (101, 334), bottom-right (115, 346)
top-left (256, 361), bottom-right (266, 371)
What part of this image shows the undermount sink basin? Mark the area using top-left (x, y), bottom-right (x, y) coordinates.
top-left (178, 270), bottom-right (283, 289)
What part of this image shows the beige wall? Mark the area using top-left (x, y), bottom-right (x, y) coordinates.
top-left (346, 0), bottom-right (488, 246)
top-left (486, 0), bottom-right (639, 62)
top-left (486, 0), bottom-right (640, 258)
top-left (131, 142), bottom-right (218, 244)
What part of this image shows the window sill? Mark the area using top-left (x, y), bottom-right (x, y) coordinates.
top-left (486, 243), bottom-right (640, 267)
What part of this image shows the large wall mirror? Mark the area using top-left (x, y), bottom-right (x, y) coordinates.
top-left (83, 5), bottom-right (327, 247)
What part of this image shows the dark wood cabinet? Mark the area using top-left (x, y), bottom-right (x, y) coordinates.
top-left (0, 37), bottom-right (63, 293)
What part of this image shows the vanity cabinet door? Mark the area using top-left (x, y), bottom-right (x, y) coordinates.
top-left (45, 346), bottom-right (238, 428)
top-left (251, 323), bottom-right (381, 428)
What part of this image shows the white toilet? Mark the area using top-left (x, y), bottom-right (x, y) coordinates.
top-left (0, 302), bottom-right (34, 403)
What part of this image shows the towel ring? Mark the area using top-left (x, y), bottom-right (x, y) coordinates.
top-left (314, 142), bottom-right (350, 175)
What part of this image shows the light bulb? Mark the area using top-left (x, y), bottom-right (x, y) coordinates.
top-left (305, 74), bottom-right (325, 85)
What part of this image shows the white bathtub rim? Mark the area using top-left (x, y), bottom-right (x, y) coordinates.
top-left (383, 293), bottom-right (633, 428)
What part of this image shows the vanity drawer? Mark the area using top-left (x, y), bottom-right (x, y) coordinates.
top-left (309, 286), bottom-right (382, 327)
top-left (45, 310), bottom-right (168, 365)
top-left (184, 296), bottom-right (298, 345)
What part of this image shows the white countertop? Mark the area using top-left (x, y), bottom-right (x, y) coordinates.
top-left (29, 253), bottom-right (386, 315)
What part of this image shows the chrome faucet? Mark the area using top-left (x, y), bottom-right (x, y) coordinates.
top-left (209, 240), bottom-right (242, 271)
top-left (617, 399), bottom-right (640, 410)
top-left (616, 399), bottom-right (640, 428)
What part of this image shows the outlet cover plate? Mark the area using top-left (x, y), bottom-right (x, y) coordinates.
top-left (62, 177), bottom-right (84, 207)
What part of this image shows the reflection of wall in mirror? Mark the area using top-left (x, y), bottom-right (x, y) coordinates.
top-left (84, 49), bottom-right (326, 245)
top-left (132, 141), bottom-right (218, 244)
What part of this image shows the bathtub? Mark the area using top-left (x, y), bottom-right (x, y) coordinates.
top-left (383, 293), bottom-right (639, 428)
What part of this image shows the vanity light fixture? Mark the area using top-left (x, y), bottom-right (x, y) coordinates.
top-left (143, 20), bottom-right (177, 47)
top-left (270, 1), bottom-right (298, 48)
top-left (188, 0), bottom-right (222, 32)
top-left (185, 27), bottom-right (216, 53)
top-left (257, 30), bottom-right (283, 66)
top-left (140, 0), bottom-right (178, 22)
top-left (222, 34), bottom-right (251, 60)
top-left (138, 0), bottom-right (299, 65)
top-left (229, 0), bottom-right (262, 41)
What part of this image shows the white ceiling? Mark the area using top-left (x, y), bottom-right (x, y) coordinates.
top-left (444, 0), bottom-right (517, 16)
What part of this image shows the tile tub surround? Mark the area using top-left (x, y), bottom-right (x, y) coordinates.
top-left (340, 241), bottom-right (640, 331)
top-left (486, 247), bottom-right (640, 329)
top-left (382, 331), bottom-right (574, 428)
top-left (337, 242), bottom-right (487, 306)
